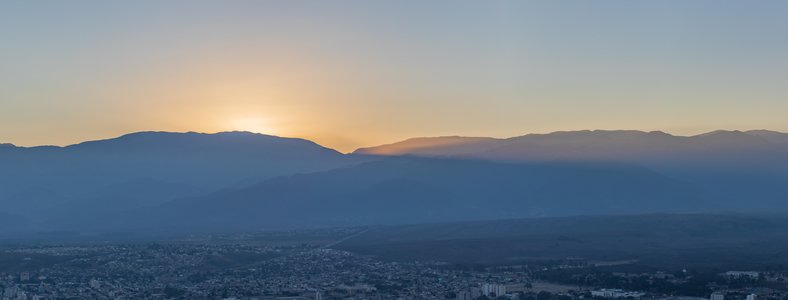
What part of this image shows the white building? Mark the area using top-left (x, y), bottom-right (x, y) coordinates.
top-left (591, 289), bottom-right (645, 298)
top-left (4, 286), bottom-right (20, 298)
top-left (482, 283), bottom-right (506, 297)
top-left (724, 271), bottom-right (759, 278)
top-left (456, 291), bottom-right (473, 300)
top-left (710, 292), bottom-right (725, 300)
top-left (746, 294), bottom-right (756, 300)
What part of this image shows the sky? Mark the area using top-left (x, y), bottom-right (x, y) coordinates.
top-left (1, 1), bottom-right (787, 152)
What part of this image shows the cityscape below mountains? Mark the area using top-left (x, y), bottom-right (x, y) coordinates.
top-left (2, 129), bottom-right (788, 300)
top-left (4, 1), bottom-right (787, 298)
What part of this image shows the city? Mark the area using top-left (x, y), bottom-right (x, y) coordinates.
top-left (1, 228), bottom-right (788, 300)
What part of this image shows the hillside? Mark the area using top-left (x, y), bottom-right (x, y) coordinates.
top-left (100, 157), bottom-right (704, 232)
top-left (0, 131), bottom-right (363, 221)
top-left (354, 130), bottom-right (788, 211)
top-left (354, 130), bottom-right (788, 165)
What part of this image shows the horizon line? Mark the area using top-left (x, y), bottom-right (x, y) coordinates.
top-left (2, 128), bottom-right (785, 153)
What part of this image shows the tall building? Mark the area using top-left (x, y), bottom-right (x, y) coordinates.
top-left (482, 283), bottom-right (506, 297)
top-left (4, 286), bottom-right (19, 298)
top-left (456, 291), bottom-right (472, 300)
top-left (746, 294), bottom-right (756, 300)
top-left (711, 292), bottom-right (725, 300)
top-left (470, 287), bottom-right (482, 299)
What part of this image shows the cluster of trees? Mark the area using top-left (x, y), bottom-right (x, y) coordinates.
top-left (536, 269), bottom-right (716, 297)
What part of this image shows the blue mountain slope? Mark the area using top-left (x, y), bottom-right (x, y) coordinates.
top-left (0, 131), bottom-right (363, 219)
top-left (104, 157), bottom-right (702, 232)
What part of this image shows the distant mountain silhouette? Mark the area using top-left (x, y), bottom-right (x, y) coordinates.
top-left (354, 130), bottom-right (787, 163)
top-left (3, 129), bottom-right (788, 235)
top-left (355, 130), bottom-right (788, 212)
top-left (99, 157), bottom-right (702, 232)
top-left (355, 136), bottom-right (502, 156)
top-left (747, 129), bottom-right (788, 147)
top-left (0, 131), bottom-right (363, 220)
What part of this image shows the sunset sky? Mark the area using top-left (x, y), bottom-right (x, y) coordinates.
top-left (2, 1), bottom-right (787, 152)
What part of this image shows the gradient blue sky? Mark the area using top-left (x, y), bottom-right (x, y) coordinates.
top-left (2, 1), bottom-right (787, 151)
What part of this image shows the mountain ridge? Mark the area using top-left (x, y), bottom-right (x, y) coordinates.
top-left (0, 130), bottom-right (364, 225)
top-left (353, 129), bottom-right (788, 163)
top-left (4, 129), bottom-right (786, 154)
top-left (2, 129), bottom-right (788, 235)
top-left (91, 157), bottom-right (705, 232)
top-left (2, 131), bottom-right (340, 153)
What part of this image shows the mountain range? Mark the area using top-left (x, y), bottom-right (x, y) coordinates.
top-left (355, 130), bottom-right (788, 166)
top-left (1, 129), bottom-right (787, 235)
top-left (90, 158), bottom-right (701, 232)
top-left (0, 131), bottom-right (360, 221)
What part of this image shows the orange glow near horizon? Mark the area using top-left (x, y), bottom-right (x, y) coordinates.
top-left (227, 116), bottom-right (276, 135)
top-left (2, 2), bottom-right (788, 153)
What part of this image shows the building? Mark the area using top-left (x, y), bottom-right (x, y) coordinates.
top-left (4, 286), bottom-right (20, 298)
top-left (470, 287), bottom-right (482, 299)
top-left (724, 271), bottom-right (760, 279)
top-left (456, 291), bottom-right (473, 300)
top-left (746, 294), bottom-right (756, 300)
top-left (482, 283), bottom-right (506, 297)
top-left (89, 279), bottom-right (101, 289)
top-left (710, 292), bottom-right (725, 300)
top-left (591, 289), bottom-right (645, 298)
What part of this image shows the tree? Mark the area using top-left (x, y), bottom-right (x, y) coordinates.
top-left (537, 291), bottom-right (553, 300)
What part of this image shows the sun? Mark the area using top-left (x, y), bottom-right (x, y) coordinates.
top-left (229, 116), bottom-right (275, 134)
